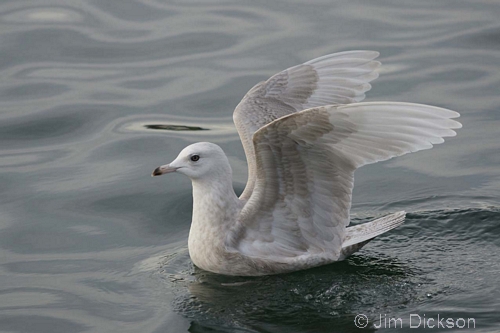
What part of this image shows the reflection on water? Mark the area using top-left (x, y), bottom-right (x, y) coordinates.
top-left (182, 256), bottom-right (415, 333)
top-left (0, 0), bottom-right (499, 332)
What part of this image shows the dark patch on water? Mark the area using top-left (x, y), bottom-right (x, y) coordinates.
top-left (145, 124), bottom-right (209, 131)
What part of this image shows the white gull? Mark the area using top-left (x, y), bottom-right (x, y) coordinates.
top-left (152, 51), bottom-right (461, 276)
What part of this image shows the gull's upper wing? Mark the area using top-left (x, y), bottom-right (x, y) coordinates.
top-left (226, 102), bottom-right (461, 261)
top-left (234, 51), bottom-right (381, 199)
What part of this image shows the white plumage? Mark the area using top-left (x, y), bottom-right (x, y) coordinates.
top-left (152, 51), bottom-right (461, 276)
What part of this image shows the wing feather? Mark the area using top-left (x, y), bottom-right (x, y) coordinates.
top-left (234, 51), bottom-right (381, 199)
top-left (226, 102), bottom-right (461, 261)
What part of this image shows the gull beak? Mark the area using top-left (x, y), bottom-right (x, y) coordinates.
top-left (151, 164), bottom-right (179, 177)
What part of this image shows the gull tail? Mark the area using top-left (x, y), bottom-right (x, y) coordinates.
top-left (339, 211), bottom-right (406, 260)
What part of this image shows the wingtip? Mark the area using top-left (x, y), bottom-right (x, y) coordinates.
top-left (304, 50), bottom-right (381, 65)
top-left (395, 210), bottom-right (407, 220)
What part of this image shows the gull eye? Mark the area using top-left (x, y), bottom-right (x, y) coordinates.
top-left (190, 155), bottom-right (200, 162)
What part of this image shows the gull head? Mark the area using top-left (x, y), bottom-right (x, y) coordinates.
top-left (152, 142), bottom-right (231, 180)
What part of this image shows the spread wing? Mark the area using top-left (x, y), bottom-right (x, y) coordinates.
top-left (234, 51), bottom-right (381, 199)
top-left (226, 102), bottom-right (461, 261)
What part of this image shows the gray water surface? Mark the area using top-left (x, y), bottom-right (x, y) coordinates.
top-left (1, 1), bottom-right (499, 332)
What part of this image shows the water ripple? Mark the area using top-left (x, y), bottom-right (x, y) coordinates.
top-left (0, 0), bottom-right (499, 332)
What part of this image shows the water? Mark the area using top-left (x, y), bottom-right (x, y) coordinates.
top-left (1, 0), bottom-right (499, 332)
